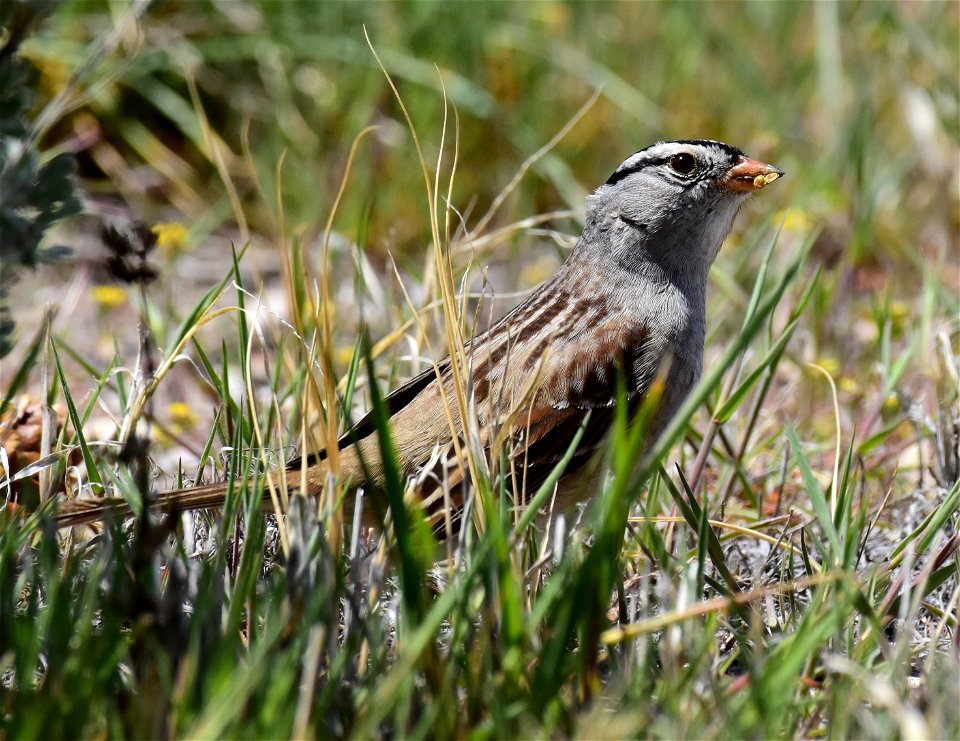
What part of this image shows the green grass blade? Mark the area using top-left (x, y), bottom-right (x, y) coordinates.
top-left (50, 339), bottom-right (103, 493)
top-left (786, 422), bottom-right (842, 567)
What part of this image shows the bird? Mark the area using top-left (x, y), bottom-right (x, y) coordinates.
top-left (54, 139), bottom-right (783, 533)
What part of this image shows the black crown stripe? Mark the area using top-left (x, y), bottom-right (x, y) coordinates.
top-left (604, 139), bottom-right (746, 186)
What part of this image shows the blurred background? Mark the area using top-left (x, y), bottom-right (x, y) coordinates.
top-left (4, 0), bottom-right (958, 475)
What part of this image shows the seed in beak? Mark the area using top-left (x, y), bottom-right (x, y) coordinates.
top-left (753, 172), bottom-right (782, 189)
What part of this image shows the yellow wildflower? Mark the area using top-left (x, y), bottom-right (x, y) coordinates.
top-left (152, 222), bottom-right (189, 257)
top-left (167, 401), bottom-right (199, 434)
top-left (889, 301), bottom-right (909, 329)
top-left (813, 357), bottom-right (840, 376)
top-left (838, 376), bottom-right (861, 396)
top-left (91, 285), bottom-right (128, 310)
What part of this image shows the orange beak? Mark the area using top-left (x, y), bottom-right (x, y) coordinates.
top-left (716, 156), bottom-right (784, 193)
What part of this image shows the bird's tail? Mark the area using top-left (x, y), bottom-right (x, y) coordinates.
top-left (54, 468), bottom-right (314, 529)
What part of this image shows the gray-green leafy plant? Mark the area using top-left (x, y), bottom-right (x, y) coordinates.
top-left (0, 0), bottom-right (81, 358)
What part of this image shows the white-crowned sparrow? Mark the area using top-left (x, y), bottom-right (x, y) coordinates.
top-left (56, 140), bottom-right (783, 531)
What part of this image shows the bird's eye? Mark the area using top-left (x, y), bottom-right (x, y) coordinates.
top-left (669, 153), bottom-right (697, 175)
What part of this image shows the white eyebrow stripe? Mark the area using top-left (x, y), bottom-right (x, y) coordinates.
top-left (607, 143), bottom-right (697, 183)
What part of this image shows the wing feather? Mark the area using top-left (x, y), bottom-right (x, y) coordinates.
top-left (289, 275), bottom-right (660, 533)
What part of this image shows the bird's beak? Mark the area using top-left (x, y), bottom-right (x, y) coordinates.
top-left (716, 156), bottom-right (784, 193)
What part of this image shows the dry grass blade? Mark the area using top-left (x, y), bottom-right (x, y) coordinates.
top-left (364, 29), bottom-right (485, 528)
top-left (467, 88), bottom-right (602, 240)
top-left (601, 572), bottom-right (845, 644)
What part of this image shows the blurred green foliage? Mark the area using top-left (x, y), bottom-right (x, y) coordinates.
top-left (22, 0), bottom-right (958, 277)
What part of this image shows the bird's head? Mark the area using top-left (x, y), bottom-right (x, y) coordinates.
top-left (583, 140), bottom-right (783, 275)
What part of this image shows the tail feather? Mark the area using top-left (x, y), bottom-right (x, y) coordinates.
top-left (50, 447), bottom-right (388, 530)
top-left (55, 495), bottom-right (136, 529)
top-left (54, 468), bottom-right (319, 529)
top-left (56, 480), bottom-right (235, 529)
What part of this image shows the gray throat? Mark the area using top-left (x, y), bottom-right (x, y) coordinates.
top-left (572, 211), bottom-right (716, 372)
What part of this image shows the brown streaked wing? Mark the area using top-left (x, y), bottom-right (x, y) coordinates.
top-left (288, 273), bottom-right (572, 472)
top-left (495, 318), bottom-right (654, 497)
top-left (414, 316), bottom-right (655, 530)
